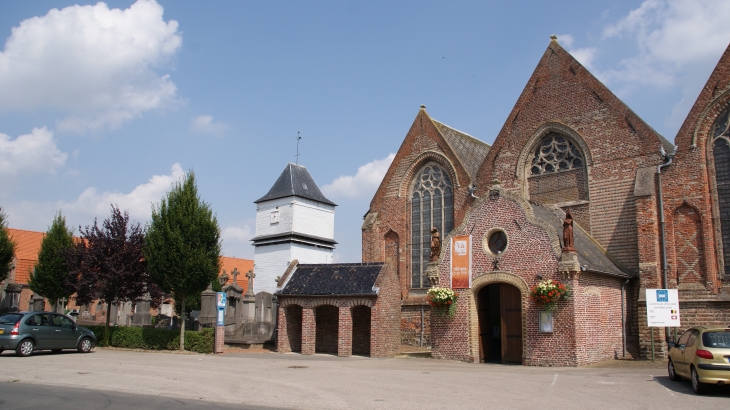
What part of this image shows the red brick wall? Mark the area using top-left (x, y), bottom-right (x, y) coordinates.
top-left (430, 191), bottom-right (627, 366)
top-left (475, 41), bottom-right (666, 273)
top-left (400, 305), bottom-right (431, 347)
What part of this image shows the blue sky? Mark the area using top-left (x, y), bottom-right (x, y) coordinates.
top-left (1, 0), bottom-right (730, 263)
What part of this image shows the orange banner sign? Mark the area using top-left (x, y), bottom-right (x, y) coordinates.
top-left (451, 235), bottom-right (471, 289)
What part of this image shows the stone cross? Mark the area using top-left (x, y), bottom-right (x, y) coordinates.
top-left (246, 270), bottom-right (255, 294)
top-left (232, 268), bottom-right (240, 285)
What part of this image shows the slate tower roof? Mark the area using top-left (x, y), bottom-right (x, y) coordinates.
top-left (254, 163), bottom-right (336, 206)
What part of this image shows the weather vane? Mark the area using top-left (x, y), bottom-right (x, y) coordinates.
top-left (295, 132), bottom-right (302, 164)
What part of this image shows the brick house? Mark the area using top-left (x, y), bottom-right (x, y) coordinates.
top-left (362, 37), bottom-right (730, 364)
top-left (276, 262), bottom-right (400, 357)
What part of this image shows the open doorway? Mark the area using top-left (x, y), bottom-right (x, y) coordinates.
top-left (477, 283), bottom-right (522, 364)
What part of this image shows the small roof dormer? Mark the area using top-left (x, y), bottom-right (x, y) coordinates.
top-left (254, 163), bottom-right (336, 206)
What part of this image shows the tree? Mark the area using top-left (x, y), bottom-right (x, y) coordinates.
top-left (145, 170), bottom-right (221, 350)
top-left (28, 213), bottom-right (75, 311)
top-left (67, 205), bottom-right (161, 326)
top-left (0, 207), bottom-right (16, 284)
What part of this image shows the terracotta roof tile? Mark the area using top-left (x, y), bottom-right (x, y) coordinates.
top-left (219, 256), bottom-right (254, 293)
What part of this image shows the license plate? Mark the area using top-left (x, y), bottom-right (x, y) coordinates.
top-left (0, 329), bottom-right (4, 334)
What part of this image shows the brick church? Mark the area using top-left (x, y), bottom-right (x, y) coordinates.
top-left (361, 36), bottom-right (730, 365)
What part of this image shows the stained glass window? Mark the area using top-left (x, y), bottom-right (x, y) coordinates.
top-left (410, 164), bottom-right (454, 288)
top-left (530, 133), bottom-right (585, 175)
top-left (712, 106), bottom-right (730, 277)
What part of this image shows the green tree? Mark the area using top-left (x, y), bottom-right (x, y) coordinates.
top-left (145, 170), bottom-right (221, 350)
top-left (0, 207), bottom-right (16, 283)
top-left (28, 213), bottom-right (75, 311)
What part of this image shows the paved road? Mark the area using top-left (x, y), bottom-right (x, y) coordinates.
top-left (0, 349), bottom-right (728, 409)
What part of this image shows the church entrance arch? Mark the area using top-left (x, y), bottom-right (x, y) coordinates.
top-left (474, 278), bottom-right (524, 364)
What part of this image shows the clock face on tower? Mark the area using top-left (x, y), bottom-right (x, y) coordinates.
top-left (270, 210), bottom-right (280, 224)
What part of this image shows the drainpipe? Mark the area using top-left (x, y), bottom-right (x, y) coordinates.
top-left (657, 146), bottom-right (674, 342)
top-left (420, 306), bottom-right (425, 347)
top-left (468, 184), bottom-right (479, 199)
top-left (621, 278), bottom-right (629, 358)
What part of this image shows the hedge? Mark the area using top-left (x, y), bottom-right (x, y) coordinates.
top-left (85, 326), bottom-right (214, 354)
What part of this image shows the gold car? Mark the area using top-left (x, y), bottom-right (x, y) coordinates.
top-left (667, 326), bottom-right (730, 394)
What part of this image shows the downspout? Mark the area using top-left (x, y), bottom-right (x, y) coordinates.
top-left (621, 278), bottom-right (629, 358)
top-left (468, 184), bottom-right (479, 199)
top-left (657, 147), bottom-right (674, 341)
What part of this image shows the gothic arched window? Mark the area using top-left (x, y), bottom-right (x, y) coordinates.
top-left (711, 106), bottom-right (730, 277)
top-left (410, 163), bottom-right (453, 288)
top-left (530, 133), bottom-right (585, 175)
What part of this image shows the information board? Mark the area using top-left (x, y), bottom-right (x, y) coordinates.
top-left (645, 289), bottom-right (680, 327)
top-left (216, 292), bottom-right (226, 326)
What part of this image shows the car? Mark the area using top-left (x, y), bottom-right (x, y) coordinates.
top-left (667, 326), bottom-right (730, 394)
top-left (0, 311), bottom-right (96, 357)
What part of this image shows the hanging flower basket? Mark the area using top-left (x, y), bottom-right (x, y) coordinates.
top-left (529, 279), bottom-right (571, 313)
top-left (427, 287), bottom-right (458, 317)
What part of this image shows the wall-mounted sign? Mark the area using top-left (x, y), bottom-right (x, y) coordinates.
top-left (451, 235), bottom-right (471, 289)
top-left (646, 289), bottom-right (680, 327)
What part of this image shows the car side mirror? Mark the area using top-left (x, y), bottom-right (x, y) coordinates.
top-left (667, 341), bottom-right (676, 348)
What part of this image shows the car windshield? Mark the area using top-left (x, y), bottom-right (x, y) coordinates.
top-left (702, 331), bottom-right (730, 348)
top-left (0, 313), bottom-right (23, 324)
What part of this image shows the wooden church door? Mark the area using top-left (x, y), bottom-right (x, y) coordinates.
top-left (500, 284), bottom-right (523, 364)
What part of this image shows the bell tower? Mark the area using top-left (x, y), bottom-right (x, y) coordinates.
top-left (251, 163), bottom-right (337, 294)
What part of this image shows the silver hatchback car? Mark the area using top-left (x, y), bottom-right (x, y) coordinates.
top-left (0, 311), bottom-right (96, 356)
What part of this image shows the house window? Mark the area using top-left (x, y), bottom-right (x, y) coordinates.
top-left (410, 163), bottom-right (453, 288)
top-left (711, 105), bottom-right (730, 277)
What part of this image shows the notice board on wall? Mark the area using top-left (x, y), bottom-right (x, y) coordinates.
top-left (645, 289), bottom-right (680, 327)
top-left (451, 235), bottom-right (471, 289)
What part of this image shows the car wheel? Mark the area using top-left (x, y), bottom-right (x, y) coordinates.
top-left (668, 359), bottom-right (681, 381)
top-left (15, 339), bottom-right (34, 357)
top-left (691, 366), bottom-right (708, 394)
top-left (77, 337), bottom-right (93, 353)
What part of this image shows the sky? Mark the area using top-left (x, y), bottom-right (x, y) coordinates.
top-left (1, 0), bottom-right (730, 263)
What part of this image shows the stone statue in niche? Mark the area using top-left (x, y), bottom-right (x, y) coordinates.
top-left (563, 209), bottom-right (575, 252)
top-left (429, 228), bottom-right (441, 262)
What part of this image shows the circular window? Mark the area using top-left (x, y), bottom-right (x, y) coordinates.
top-left (487, 231), bottom-right (508, 254)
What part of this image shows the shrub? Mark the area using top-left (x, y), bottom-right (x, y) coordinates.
top-left (85, 326), bottom-right (214, 354)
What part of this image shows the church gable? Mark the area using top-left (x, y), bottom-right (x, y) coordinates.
top-left (477, 37), bottom-right (670, 193)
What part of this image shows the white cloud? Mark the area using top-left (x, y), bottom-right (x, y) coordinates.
top-left (555, 34), bottom-right (597, 70)
top-left (601, 0), bottom-right (730, 88)
top-left (322, 153), bottom-right (395, 198)
top-left (0, 127), bottom-right (67, 176)
top-left (191, 115), bottom-right (229, 135)
top-left (0, 0), bottom-right (182, 132)
top-left (221, 224), bottom-right (254, 258)
top-left (4, 163), bottom-right (185, 230)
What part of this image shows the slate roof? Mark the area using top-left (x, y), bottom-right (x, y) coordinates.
top-left (278, 263), bottom-right (385, 296)
top-left (431, 119), bottom-right (491, 180)
top-left (529, 205), bottom-right (633, 278)
top-left (254, 163), bottom-right (336, 206)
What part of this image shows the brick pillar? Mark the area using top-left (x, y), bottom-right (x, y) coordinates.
top-left (338, 306), bottom-right (352, 357)
top-left (301, 307), bottom-right (315, 355)
top-left (635, 193), bottom-right (666, 359)
top-left (214, 326), bottom-right (225, 354)
top-left (276, 305), bottom-right (290, 353)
